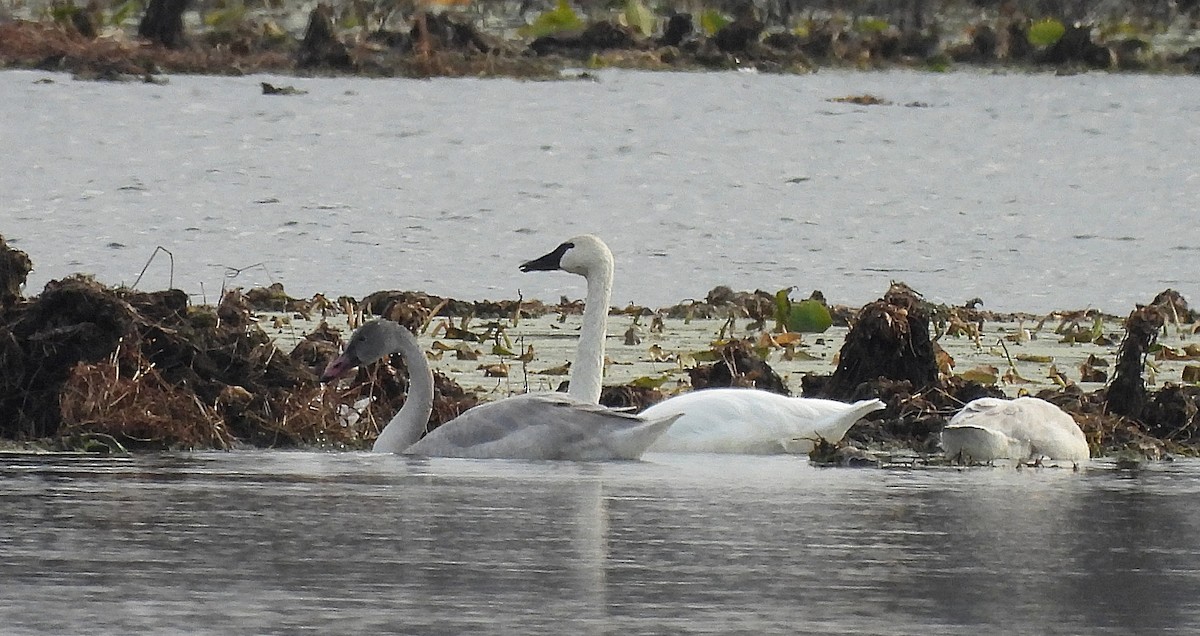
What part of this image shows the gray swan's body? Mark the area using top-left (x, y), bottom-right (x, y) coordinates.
top-left (941, 396), bottom-right (1090, 463)
top-left (323, 320), bottom-right (678, 460)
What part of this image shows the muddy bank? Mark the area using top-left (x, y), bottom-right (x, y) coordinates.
top-left (2, 0), bottom-right (1200, 80)
top-left (2, 235), bottom-right (1197, 459)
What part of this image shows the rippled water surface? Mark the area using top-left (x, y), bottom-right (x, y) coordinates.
top-left (2, 452), bottom-right (1200, 635)
top-left (4, 69), bottom-right (1199, 312)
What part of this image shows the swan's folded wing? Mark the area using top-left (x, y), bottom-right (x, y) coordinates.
top-left (407, 393), bottom-right (670, 460)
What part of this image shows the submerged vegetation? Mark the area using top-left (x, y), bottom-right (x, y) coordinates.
top-left (2, 235), bottom-right (1199, 462)
top-left (0, 0), bottom-right (1199, 78)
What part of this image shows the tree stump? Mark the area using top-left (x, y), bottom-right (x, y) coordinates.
top-left (297, 4), bottom-right (353, 70)
top-left (1106, 305), bottom-right (1165, 420)
top-left (138, 0), bottom-right (188, 48)
top-left (817, 284), bottom-right (939, 401)
top-left (0, 234), bottom-right (32, 312)
top-left (659, 13), bottom-right (693, 48)
top-left (689, 339), bottom-right (790, 395)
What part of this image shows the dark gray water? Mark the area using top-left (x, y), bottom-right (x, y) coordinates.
top-left (2, 452), bottom-right (1198, 634)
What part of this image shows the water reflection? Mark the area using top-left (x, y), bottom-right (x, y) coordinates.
top-left (1, 453), bottom-right (1198, 634)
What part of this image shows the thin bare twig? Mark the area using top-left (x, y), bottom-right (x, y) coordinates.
top-left (132, 246), bottom-right (174, 290)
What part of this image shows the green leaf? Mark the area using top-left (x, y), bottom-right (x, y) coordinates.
top-left (630, 374), bottom-right (671, 389)
top-left (772, 288), bottom-right (792, 331)
top-left (624, 0), bottom-right (655, 37)
top-left (698, 9), bottom-right (728, 36)
top-left (773, 287), bottom-right (831, 334)
top-left (109, 0), bottom-right (140, 26)
top-left (785, 349), bottom-right (821, 361)
top-left (204, 4), bottom-right (246, 29)
top-left (1028, 18), bottom-right (1066, 46)
top-left (49, 3), bottom-right (78, 23)
top-left (926, 54), bottom-right (951, 72)
top-left (691, 349), bottom-right (721, 362)
top-left (519, 0), bottom-right (584, 38)
top-left (855, 17), bottom-right (890, 34)
top-left (787, 299), bottom-right (833, 333)
top-left (1088, 314), bottom-right (1104, 343)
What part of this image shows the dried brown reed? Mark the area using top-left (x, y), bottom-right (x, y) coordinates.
top-left (0, 20), bottom-right (293, 76)
top-left (59, 343), bottom-right (235, 449)
top-left (237, 384), bottom-right (374, 449)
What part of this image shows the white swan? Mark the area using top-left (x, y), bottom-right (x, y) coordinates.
top-left (518, 234), bottom-right (613, 405)
top-left (322, 319), bottom-right (679, 460)
top-left (519, 234), bottom-right (887, 455)
top-left (641, 389), bottom-right (886, 454)
top-left (941, 396), bottom-right (1090, 463)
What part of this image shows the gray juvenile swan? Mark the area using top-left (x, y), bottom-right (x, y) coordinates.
top-left (322, 319), bottom-right (678, 460)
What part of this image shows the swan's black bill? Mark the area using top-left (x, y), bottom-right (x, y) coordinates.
top-left (519, 241), bottom-right (573, 272)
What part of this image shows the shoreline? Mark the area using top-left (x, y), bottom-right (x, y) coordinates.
top-left (2, 1), bottom-right (1199, 81)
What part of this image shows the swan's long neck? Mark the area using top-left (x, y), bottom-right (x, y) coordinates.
top-left (372, 323), bottom-right (435, 454)
top-left (570, 258), bottom-right (613, 405)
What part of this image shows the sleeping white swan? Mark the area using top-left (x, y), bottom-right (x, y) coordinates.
top-left (941, 396), bottom-right (1090, 463)
top-left (322, 319), bottom-right (679, 460)
top-left (641, 389), bottom-right (885, 454)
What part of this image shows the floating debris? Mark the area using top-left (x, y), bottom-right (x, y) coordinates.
top-left (830, 94), bottom-right (892, 105)
top-left (261, 82), bottom-right (307, 95)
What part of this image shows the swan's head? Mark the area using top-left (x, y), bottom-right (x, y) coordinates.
top-left (320, 319), bottom-right (396, 382)
top-left (519, 235), bottom-right (613, 278)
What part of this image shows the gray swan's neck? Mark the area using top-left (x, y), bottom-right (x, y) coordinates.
top-left (373, 323), bottom-right (435, 453)
top-left (570, 258), bottom-right (612, 405)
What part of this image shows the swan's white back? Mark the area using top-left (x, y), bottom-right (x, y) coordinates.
top-left (941, 396), bottom-right (1089, 463)
top-left (641, 388), bottom-right (885, 454)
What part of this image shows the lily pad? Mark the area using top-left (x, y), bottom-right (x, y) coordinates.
top-left (519, 0), bottom-right (584, 38)
top-left (630, 374), bottom-right (671, 389)
top-left (958, 365), bottom-right (999, 385)
top-left (698, 9), bottom-right (728, 36)
top-left (1028, 18), bottom-right (1066, 46)
top-left (774, 289), bottom-right (833, 334)
top-left (623, 0), bottom-right (655, 37)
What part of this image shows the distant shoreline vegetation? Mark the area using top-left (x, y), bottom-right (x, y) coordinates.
top-left (1, 0), bottom-right (1199, 79)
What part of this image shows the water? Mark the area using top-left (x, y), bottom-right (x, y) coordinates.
top-left (2, 452), bottom-right (1199, 634)
top-left (3, 69), bottom-right (1198, 314)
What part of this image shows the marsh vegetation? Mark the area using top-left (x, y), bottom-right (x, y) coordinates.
top-left (2, 0), bottom-right (1200, 78)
